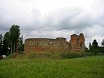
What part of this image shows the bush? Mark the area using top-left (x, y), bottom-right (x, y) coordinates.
top-left (60, 52), bottom-right (85, 59)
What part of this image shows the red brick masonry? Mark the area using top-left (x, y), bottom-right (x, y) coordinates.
top-left (24, 33), bottom-right (85, 53)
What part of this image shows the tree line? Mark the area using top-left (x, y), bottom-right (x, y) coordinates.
top-left (0, 25), bottom-right (24, 56)
top-left (86, 39), bottom-right (104, 54)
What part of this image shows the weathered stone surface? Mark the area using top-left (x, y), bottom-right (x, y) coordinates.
top-left (24, 33), bottom-right (85, 53)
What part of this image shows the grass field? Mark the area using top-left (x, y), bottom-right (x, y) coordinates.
top-left (0, 55), bottom-right (104, 78)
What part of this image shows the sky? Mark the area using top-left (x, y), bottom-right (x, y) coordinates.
top-left (0, 0), bottom-right (104, 47)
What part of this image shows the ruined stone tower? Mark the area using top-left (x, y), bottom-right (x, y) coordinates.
top-left (24, 33), bottom-right (85, 53)
top-left (70, 33), bottom-right (85, 52)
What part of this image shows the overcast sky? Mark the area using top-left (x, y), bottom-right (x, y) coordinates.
top-left (0, 0), bottom-right (104, 46)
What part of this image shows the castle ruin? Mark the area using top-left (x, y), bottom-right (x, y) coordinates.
top-left (24, 33), bottom-right (85, 53)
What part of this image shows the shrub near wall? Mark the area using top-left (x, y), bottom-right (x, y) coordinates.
top-left (7, 51), bottom-right (86, 59)
top-left (61, 52), bottom-right (85, 59)
top-left (7, 51), bottom-right (63, 59)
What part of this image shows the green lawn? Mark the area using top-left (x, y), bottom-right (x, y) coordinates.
top-left (0, 55), bottom-right (104, 78)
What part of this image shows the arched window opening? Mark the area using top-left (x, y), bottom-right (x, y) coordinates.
top-left (49, 42), bottom-right (52, 45)
top-left (80, 42), bottom-right (82, 47)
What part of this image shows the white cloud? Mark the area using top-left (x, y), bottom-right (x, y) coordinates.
top-left (0, 0), bottom-right (104, 47)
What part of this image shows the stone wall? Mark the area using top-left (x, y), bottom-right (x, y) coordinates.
top-left (70, 33), bottom-right (85, 52)
top-left (24, 33), bottom-right (85, 53)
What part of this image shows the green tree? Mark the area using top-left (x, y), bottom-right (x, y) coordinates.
top-left (88, 42), bottom-right (93, 52)
top-left (92, 39), bottom-right (99, 53)
top-left (9, 25), bottom-right (20, 53)
top-left (0, 34), bottom-right (3, 55)
top-left (3, 32), bottom-right (11, 55)
top-left (18, 36), bottom-right (24, 51)
top-left (92, 39), bottom-right (98, 48)
top-left (101, 39), bottom-right (104, 47)
top-left (100, 39), bottom-right (104, 53)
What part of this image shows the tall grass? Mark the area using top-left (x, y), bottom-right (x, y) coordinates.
top-left (0, 55), bottom-right (104, 78)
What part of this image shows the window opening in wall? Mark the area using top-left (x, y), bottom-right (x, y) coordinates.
top-left (34, 42), bottom-right (38, 46)
top-left (80, 42), bottom-right (82, 47)
top-left (49, 42), bottom-right (52, 45)
top-left (77, 38), bottom-right (79, 43)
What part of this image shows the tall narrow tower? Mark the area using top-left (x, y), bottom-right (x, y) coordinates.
top-left (70, 34), bottom-right (79, 48)
top-left (70, 33), bottom-right (85, 52)
top-left (79, 33), bottom-right (85, 51)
